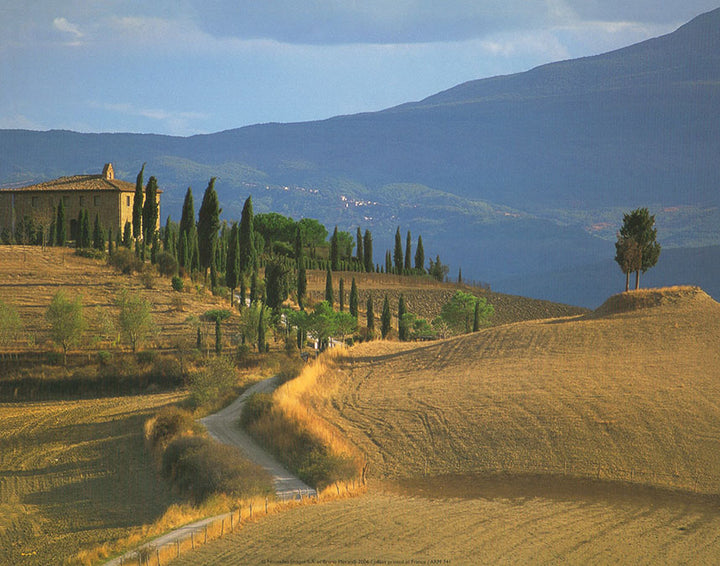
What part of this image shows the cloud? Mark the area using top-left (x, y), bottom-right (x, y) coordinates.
top-left (53, 17), bottom-right (83, 38)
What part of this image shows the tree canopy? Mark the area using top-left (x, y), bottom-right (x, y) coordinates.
top-left (615, 208), bottom-right (661, 290)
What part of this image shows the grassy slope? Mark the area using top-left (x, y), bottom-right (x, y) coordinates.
top-left (0, 246), bottom-right (239, 353)
top-left (169, 486), bottom-right (720, 566)
top-left (310, 287), bottom-right (720, 492)
top-left (0, 393), bottom-right (184, 565)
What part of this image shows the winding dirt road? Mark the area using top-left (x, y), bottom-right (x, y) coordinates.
top-left (200, 375), bottom-right (316, 500)
top-left (105, 376), bottom-right (315, 565)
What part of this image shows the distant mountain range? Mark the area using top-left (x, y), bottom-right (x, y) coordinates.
top-left (2, 7), bottom-right (719, 307)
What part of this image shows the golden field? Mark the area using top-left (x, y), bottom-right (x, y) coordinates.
top-left (0, 393), bottom-right (184, 565)
top-left (168, 484), bottom-right (720, 566)
top-left (305, 286), bottom-right (720, 492)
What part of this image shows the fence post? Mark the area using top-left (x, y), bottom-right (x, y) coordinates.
top-left (221, 518), bottom-right (224, 536)
top-left (204, 525), bottom-right (208, 543)
top-left (191, 532), bottom-right (194, 550)
top-left (156, 548), bottom-right (160, 566)
top-left (265, 496), bottom-right (268, 514)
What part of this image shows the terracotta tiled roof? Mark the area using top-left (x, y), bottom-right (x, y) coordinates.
top-left (0, 174), bottom-right (136, 193)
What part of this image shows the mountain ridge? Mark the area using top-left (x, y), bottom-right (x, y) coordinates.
top-left (1, 8), bottom-right (719, 307)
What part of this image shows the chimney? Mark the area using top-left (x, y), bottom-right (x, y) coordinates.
top-left (102, 163), bottom-right (114, 180)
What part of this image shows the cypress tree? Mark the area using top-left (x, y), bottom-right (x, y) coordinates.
top-left (404, 230), bottom-right (412, 273)
top-left (181, 232), bottom-right (190, 269)
top-left (210, 250), bottom-right (218, 291)
top-left (239, 274), bottom-right (246, 309)
top-left (225, 222), bottom-right (240, 306)
top-left (458, 267), bottom-right (463, 284)
top-left (393, 227), bottom-right (403, 273)
top-left (163, 215), bottom-right (172, 252)
top-left (142, 175), bottom-right (159, 244)
top-left (238, 196), bottom-right (256, 274)
top-left (178, 187), bottom-right (195, 268)
top-left (132, 163), bottom-right (145, 239)
top-left (56, 199), bottom-right (66, 246)
top-left (92, 213), bottom-right (103, 250)
top-left (349, 278), bottom-right (359, 318)
top-left (363, 230), bottom-right (373, 272)
top-left (80, 209), bottom-right (90, 248)
top-left (197, 177), bottom-right (221, 278)
top-left (414, 235), bottom-right (425, 273)
top-left (381, 295), bottom-right (391, 339)
top-left (215, 318), bottom-right (222, 355)
top-left (250, 270), bottom-right (258, 303)
top-left (295, 226), bottom-right (307, 310)
top-left (330, 226), bottom-right (339, 271)
top-left (385, 250), bottom-right (392, 274)
top-left (366, 294), bottom-right (375, 335)
top-left (324, 265), bottom-right (334, 307)
top-left (473, 299), bottom-right (481, 332)
top-left (398, 294), bottom-right (407, 341)
top-left (257, 305), bottom-right (266, 353)
top-left (338, 278), bottom-right (345, 311)
top-left (123, 221), bottom-right (132, 248)
top-left (356, 227), bottom-right (364, 268)
top-left (151, 234), bottom-right (159, 264)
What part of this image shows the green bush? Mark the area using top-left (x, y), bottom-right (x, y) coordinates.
top-left (75, 248), bottom-right (105, 260)
top-left (161, 435), bottom-right (273, 503)
top-left (171, 275), bottom-right (184, 292)
top-left (96, 350), bottom-right (111, 366)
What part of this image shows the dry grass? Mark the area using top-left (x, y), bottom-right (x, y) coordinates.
top-left (297, 287), bottom-right (720, 493)
top-left (0, 246), bottom-right (240, 353)
top-left (167, 483), bottom-right (720, 566)
top-left (0, 392), bottom-right (184, 565)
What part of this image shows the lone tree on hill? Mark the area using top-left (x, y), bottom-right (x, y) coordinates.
top-left (615, 208), bottom-right (661, 291)
top-left (132, 163), bottom-right (145, 239)
top-left (116, 290), bottom-right (155, 353)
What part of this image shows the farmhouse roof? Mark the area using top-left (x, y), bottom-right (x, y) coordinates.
top-left (0, 164), bottom-right (160, 194)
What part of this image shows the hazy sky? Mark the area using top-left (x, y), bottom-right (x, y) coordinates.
top-left (1, 1), bottom-right (717, 136)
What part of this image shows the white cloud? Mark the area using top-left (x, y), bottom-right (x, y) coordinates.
top-left (53, 17), bottom-right (83, 38)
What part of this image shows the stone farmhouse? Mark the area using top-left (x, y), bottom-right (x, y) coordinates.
top-left (0, 164), bottom-right (160, 240)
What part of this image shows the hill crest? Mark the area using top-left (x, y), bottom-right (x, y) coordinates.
top-left (592, 286), bottom-right (717, 317)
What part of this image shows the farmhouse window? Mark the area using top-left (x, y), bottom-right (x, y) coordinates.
top-left (126, 196), bottom-right (131, 207)
top-left (79, 196), bottom-right (85, 206)
top-left (31, 196), bottom-right (39, 207)
top-left (94, 195), bottom-right (100, 206)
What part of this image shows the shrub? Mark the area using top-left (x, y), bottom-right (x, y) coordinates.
top-left (108, 247), bottom-right (143, 274)
top-left (187, 356), bottom-right (237, 407)
top-left (74, 247), bottom-right (105, 260)
top-left (140, 268), bottom-right (156, 289)
top-left (161, 435), bottom-right (273, 503)
top-left (96, 350), bottom-right (111, 366)
top-left (239, 393), bottom-right (274, 428)
top-left (148, 406), bottom-right (193, 448)
top-left (156, 252), bottom-right (178, 277)
top-left (137, 350), bottom-right (155, 365)
top-left (171, 276), bottom-right (184, 292)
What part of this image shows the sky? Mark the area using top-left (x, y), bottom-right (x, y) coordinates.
top-left (1, 1), bottom-right (718, 136)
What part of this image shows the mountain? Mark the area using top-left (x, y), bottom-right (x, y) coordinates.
top-left (2, 8), bottom-right (719, 306)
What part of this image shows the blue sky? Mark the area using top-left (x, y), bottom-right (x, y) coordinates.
top-left (1, 1), bottom-right (718, 136)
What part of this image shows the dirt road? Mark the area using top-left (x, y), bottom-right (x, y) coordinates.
top-left (105, 376), bottom-right (315, 565)
top-left (200, 375), bottom-right (317, 500)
